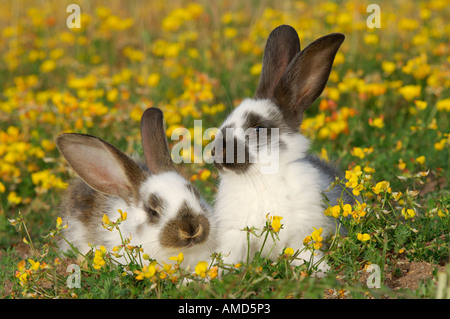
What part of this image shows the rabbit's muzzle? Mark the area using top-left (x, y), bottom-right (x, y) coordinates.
top-left (159, 210), bottom-right (210, 249)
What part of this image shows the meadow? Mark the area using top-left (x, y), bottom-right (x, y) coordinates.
top-left (0, 0), bottom-right (449, 299)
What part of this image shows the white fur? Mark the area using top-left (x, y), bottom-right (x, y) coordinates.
top-left (214, 99), bottom-right (335, 273)
top-left (60, 172), bottom-right (216, 270)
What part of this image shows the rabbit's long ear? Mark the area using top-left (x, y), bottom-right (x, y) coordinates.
top-left (140, 107), bottom-right (176, 174)
top-left (273, 33), bottom-right (345, 129)
top-left (56, 133), bottom-right (144, 200)
top-left (254, 25), bottom-right (301, 99)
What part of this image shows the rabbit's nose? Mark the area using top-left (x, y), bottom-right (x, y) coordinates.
top-left (179, 224), bottom-right (203, 240)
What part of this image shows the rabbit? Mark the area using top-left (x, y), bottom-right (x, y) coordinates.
top-left (211, 25), bottom-right (353, 274)
top-left (56, 107), bottom-right (216, 269)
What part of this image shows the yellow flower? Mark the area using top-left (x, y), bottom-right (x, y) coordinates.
top-left (414, 100), bottom-right (427, 111)
top-left (401, 53), bottom-right (430, 80)
top-left (7, 192), bottom-right (22, 205)
top-left (357, 233), bottom-right (371, 242)
top-left (436, 98), bottom-right (450, 112)
top-left (40, 59), bottom-right (56, 73)
top-left (342, 204), bottom-right (352, 217)
top-left (169, 252), bottom-right (184, 264)
top-left (16, 267), bottom-right (28, 287)
top-left (55, 216), bottom-right (67, 230)
top-left (28, 259), bottom-right (40, 271)
top-left (123, 47), bottom-right (144, 62)
top-left (434, 138), bottom-right (447, 151)
top-left (303, 235), bottom-right (312, 245)
top-left (311, 227), bottom-right (323, 242)
top-left (102, 214), bottom-right (113, 230)
top-left (250, 63), bottom-right (262, 76)
top-left (195, 261), bottom-right (209, 278)
top-left (351, 201), bottom-right (368, 221)
top-left (363, 33), bottom-right (379, 45)
top-left (224, 27), bottom-right (238, 39)
top-left (221, 12), bottom-right (233, 24)
top-left (198, 169), bottom-right (211, 181)
top-left (368, 116), bottom-right (384, 129)
top-left (437, 208), bottom-right (448, 218)
top-left (345, 165), bottom-right (366, 196)
top-left (331, 205), bottom-right (341, 218)
top-left (351, 147), bottom-right (373, 159)
top-left (401, 208), bottom-right (415, 220)
top-left (106, 88), bottom-right (118, 102)
top-left (17, 260), bottom-right (26, 272)
top-left (134, 262), bottom-right (157, 280)
top-left (372, 181), bottom-right (391, 194)
top-left (208, 266), bottom-right (218, 279)
top-left (93, 246), bottom-right (107, 269)
top-left (31, 170), bottom-right (68, 190)
top-left (284, 247), bottom-right (295, 256)
top-left (381, 61), bottom-right (396, 75)
top-left (118, 209), bottom-right (127, 222)
top-left (398, 158), bottom-right (407, 170)
top-left (269, 215), bottom-right (283, 233)
top-left (415, 156), bottom-right (426, 165)
top-left (399, 85), bottom-right (421, 101)
top-left (0, 182), bottom-right (5, 193)
top-left (304, 227), bottom-right (324, 250)
top-left (147, 73), bottom-right (160, 87)
top-left (392, 192), bottom-right (403, 202)
top-left (41, 139), bottom-right (56, 151)
top-left (333, 52), bottom-right (345, 65)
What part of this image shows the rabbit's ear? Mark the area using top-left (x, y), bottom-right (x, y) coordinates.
top-left (254, 25), bottom-right (301, 99)
top-left (56, 133), bottom-right (144, 200)
top-left (273, 33), bottom-right (345, 129)
top-left (140, 107), bottom-right (176, 174)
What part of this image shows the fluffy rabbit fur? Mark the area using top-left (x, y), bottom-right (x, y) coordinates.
top-left (56, 107), bottom-right (215, 268)
top-left (212, 25), bottom-right (352, 273)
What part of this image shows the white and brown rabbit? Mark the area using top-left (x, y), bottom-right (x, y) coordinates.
top-left (211, 25), bottom-right (352, 273)
top-left (56, 107), bottom-right (216, 268)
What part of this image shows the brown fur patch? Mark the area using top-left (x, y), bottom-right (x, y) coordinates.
top-left (159, 201), bottom-right (210, 249)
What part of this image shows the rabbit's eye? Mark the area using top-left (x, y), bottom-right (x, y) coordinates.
top-left (253, 126), bottom-right (265, 134)
top-left (144, 205), bottom-right (160, 221)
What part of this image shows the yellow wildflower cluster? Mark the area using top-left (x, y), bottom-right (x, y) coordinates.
top-left (161, 3), bottom-right (204, 32)
top-left (31, 170), bottom-right (67, 193)
top-left (301, 105), bottom-right (357, 140)
top-left (101, 209), bottom-right (128, 231)
top-left (303, 227), bottom-right (324, 250)
top-left (93, 246), bottom-right (107, 270)
top-left (357, 233), bottom-right (371, 242)
top-left (344, 165), bottom-right (369, 197)
top-left (15, 258), bottom-right (50, 289)
top-left (351, 147), bottom-right (374, 160)
top-left (324, 200), bottom-right (368, 223)
top-left (133, 252), bottom-right (218, 282)
top-left (401, 53), bottom-right (431, 80)
top-left (190, 168), bottom-right (212, 182)
top-left (436, 98), bottom-right (450, 112)
top-left (266, 214), bottom-right (283, 233)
